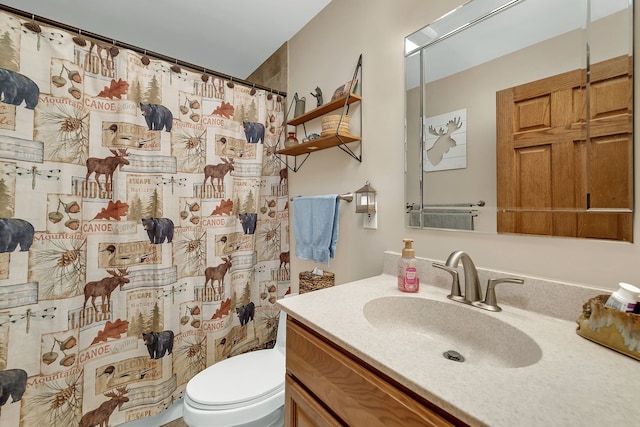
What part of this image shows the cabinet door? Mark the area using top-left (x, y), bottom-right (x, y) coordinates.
top-left (496, 55), bottom-right (632, 241)
top-left (285, 375), bottom-right (343, 427)
top-left (286, 319), bottom-right (460, 427)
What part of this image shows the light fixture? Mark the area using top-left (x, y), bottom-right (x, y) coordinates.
top-left (355, 181), bottom-right (376, 214)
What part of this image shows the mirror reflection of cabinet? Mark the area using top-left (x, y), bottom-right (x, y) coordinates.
top-left (404, 0), bottom-right (634, 241)
top-left (497, 56), bottom-right (632, 240)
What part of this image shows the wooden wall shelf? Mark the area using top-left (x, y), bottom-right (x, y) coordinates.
top-left (276, 133), bottom-right (360, 156)
top-left (276, 54), bottom-right (363, 172)
top-left (286, 94), bottom-right (362, 126)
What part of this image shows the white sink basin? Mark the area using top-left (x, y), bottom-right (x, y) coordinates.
top-left (363, 296), bottom-right (542, 368)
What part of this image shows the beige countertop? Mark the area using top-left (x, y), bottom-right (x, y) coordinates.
top-left (278, 273), bottom-right (640, 427)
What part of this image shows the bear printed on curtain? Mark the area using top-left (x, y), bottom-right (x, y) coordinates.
top-left (0, 9), bottom-right (290, 427)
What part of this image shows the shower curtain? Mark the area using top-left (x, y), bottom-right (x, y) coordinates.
top-left (0, 9), bottom-right (290, 427)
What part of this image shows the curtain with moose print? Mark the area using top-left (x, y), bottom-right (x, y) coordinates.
top-left (0, 9), bottom-right (290, 427)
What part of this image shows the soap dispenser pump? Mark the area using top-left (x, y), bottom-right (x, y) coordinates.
top-left (398, 238), bottom-right (419, 292)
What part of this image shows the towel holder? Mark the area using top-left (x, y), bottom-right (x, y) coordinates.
top-left (422, 200), bottom-right (485, 208)
top-left (291, 193), bottom-right (353, 202)
top-left (406, 200), bottom-right (485, 213)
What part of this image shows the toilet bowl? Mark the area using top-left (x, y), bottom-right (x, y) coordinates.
top-left (183, 306), bottom-right (288, 427)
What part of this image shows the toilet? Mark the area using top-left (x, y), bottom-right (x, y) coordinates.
top-left (182, 306), bottom-right (288, 427)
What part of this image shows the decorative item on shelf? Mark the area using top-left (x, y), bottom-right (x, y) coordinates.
top-left (284, 132), bottom-right (299, 148)
top-left (302, 133), bottom-right (321, 143)
top-left (310, 86), bottom-right (323, 107)
top-left (355, 181), bottom-right (377, 214)
top-left (294, 92), bottom-right (306, 117)
top-left (321, 114), bottom-right (350, 137)
top-left (331, 79), bottom-right (359, 101)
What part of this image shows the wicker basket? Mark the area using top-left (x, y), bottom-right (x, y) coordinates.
top-left (321, 115), bottom-right (350, 137)
top-left (299, 271), bottom-right (335, 294)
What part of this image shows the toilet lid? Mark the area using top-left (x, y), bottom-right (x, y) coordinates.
top-left (186, 349), bottom-right (285, 409)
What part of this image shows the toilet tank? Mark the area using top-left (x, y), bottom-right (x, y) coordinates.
top-left (276, 293), bottom-right (297, 353)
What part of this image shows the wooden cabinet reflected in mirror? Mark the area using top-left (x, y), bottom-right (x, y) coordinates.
top-left (497, 56), bottom-right (633, 241)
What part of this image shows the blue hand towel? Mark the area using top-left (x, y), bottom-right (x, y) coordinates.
top-left (292, 195), bottom-right (340, 264)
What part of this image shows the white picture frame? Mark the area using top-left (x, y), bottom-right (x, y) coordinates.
top-left (423, 108), bottom-right (467, 172)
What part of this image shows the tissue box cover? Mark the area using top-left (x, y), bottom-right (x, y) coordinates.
top-left (576, 294), bottom-right (640, 361)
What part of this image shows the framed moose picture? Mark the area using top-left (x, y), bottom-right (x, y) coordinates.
top-left (423, 108), bottom-right (467, 172)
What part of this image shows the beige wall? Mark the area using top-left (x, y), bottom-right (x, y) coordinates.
top-left (287, 0), bottom-right (639, 292)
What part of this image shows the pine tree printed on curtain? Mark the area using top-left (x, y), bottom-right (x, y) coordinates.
top-left (0, 9), bottom-right (290, 427)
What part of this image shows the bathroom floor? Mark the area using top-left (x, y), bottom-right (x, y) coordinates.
top-left (161, 419), bottom-right (188, 427)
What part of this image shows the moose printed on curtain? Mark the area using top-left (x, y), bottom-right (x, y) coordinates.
top-left (0, 8), bottom-right (290, 427)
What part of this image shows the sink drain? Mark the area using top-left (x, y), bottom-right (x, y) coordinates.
top-left (443, 350), bottom-right (465, 362)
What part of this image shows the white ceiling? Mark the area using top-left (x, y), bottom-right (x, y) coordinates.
top-left (405, 0), bottom-right (630, 88)
top-left (0, 0), bottom-right (332, 79)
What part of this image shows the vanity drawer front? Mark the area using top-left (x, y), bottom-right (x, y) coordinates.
top-left (285, 375), bottom-right (343, 427)
top-left (286, 318), bottom-right (459, 427)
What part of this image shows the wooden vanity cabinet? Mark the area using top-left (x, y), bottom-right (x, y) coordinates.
top-left (285, 317), bottom-right (465, 427)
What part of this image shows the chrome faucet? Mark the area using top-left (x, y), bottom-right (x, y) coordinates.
top-left (433, 250), bottom-right (482, 304)
top-left (434, 251), bottom-right (525, 312)
top-left (472, 277), bottom-right (524, 312)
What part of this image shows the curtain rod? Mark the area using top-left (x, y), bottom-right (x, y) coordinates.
top-left (0, 4), bottom-right (288, 98)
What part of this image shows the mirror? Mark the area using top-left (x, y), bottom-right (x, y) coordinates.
top-left (405, 0), bottom-right (633, 241)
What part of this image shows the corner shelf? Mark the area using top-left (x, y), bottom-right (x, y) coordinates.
top-left (276, 54), bottom-right (362, 172)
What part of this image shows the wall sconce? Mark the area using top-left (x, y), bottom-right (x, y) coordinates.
top-left (355, 181), bottom-right (376, 214)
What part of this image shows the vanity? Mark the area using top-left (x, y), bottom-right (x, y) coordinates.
top-left (278, 252), bottom-right (640, 426)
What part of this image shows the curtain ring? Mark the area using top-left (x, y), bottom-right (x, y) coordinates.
top-left (109, 40), bottom-right (120, 57)
top-left (72, 28), bottom-right (86, 47)
top-left (170, 59), bottom-right (181, 73)
top-left (141, 49), bottom-right (150, 65)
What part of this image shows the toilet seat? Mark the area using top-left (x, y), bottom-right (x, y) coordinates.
top-left (185, 349), bottom-right (285, 410)
top-left (183, 304), bottom-right (292, 427)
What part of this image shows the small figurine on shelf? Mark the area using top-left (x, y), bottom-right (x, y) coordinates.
top-left (284, 132), bottom-right (299, 148)
top-left (302, 133), bottom-right (321, 143)
top-left (294, 92), bottom-right (306, 117)
top-left (310, 87), bottom-right (323, 107)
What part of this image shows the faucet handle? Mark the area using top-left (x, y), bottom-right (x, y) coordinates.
top-left (472, 277), bottom-right (524, 312)
top-left (432, 263), bottom-right (465, 303)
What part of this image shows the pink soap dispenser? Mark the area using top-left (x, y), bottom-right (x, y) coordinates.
top-left (398, 238), bottom-right (419, 292)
